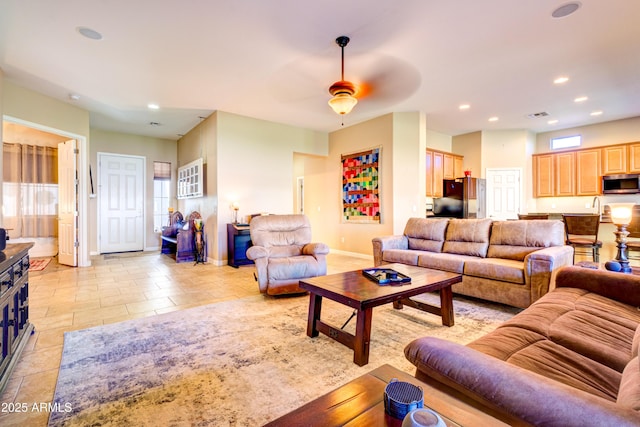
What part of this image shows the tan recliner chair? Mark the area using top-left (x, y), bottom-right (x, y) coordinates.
top-left (246, 214), bottom-right (329, 295)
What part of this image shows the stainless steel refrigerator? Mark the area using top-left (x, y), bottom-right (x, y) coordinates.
top-left (433, 177), bottom-right (486, 218)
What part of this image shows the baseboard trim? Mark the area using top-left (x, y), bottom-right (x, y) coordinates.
top-left (329, 249), bottom-right (373, 260)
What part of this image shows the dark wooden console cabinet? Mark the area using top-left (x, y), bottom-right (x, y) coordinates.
top-left (0, 243), bottom-right (34, 393)
top-left (227, 223), bottom-right (253, 268)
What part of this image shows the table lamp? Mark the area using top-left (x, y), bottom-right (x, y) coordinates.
top-left (606, 203), bottom-right (635, 273)
top-left (232, 202), bottom-right (240, 224)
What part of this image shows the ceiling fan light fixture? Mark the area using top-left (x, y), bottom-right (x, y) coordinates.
top-left (328, 36), bottom-right (358, 116)
top-left (328, 92), bottom-right (358, 115)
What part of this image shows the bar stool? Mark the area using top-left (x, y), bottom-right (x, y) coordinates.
top-left (562, 214), bottom-right (603, 263)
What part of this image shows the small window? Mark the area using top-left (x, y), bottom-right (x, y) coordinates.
top-left (551, 135), bottom-right (581, 150)
top-left (153, 161), bottom-right (171, 233)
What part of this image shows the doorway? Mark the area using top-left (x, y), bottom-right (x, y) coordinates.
top-left (2, 118), bottom-right (89, 265)
top-left (98, 153), bottom-right (145, 253)
top-left (485, 168), bottom-right (522, 220)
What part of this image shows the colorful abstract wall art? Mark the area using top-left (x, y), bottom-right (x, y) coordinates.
top-left (341, 147), bottom-right (381, 223)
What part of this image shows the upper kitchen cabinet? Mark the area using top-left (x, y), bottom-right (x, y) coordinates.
top-left (602, 145), bottom-right (627, 175)
top-left (628, 143), bottom-right (640, 173)
top-left (533, 153), bottom-right (554, 197)
top-left (555, 152), bottom-right (575, 196)
top-left (576, 149), bottom-right (601, 195)
top-left (426, 149), bottom-right (463, 197)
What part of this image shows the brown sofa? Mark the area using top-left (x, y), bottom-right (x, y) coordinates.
top-left (372, 218), bottom-right (573, 308)
top-left (405, 266), bottom-right (640, 426)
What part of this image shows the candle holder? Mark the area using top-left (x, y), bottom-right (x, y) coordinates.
top-left (606, 203), bottom-right (635, 274)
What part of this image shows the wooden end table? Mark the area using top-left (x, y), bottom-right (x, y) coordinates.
top-left (299, 264), bottom-right (462, 366)
top-left (264, 364), bottom-right (508, 427)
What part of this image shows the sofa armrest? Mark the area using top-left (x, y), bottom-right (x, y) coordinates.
top-left (302, 242), bottom-right (330, 257)
top-left (524, 245), bottom-right (574, 302)
top-left (405, 337), bottom-right (640, 427)
top-left (555, 265), bottom-right (640, 307)
top-left (371, 235), bottom-right (408, 266)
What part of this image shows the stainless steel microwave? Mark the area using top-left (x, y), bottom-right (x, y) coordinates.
top-left (602, 174), bottom-right (640, 194)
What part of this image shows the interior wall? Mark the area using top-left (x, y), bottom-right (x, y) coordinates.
top-left (535, 116), bottom-right (640, 152)
top-left (452, 131), bottom-right (481, 176)
top-left (318, 114), bottom-right (395, 254)
top-left (425, 129), bottom-right (452, 152)
top-left (1, 81), bottom-right (92, 266)
top-left (178, 111), bottom-right (328, 264)
top-left (177, 113), bottom-right (217, 260)
top-left (90, 128), bottom-right (177, 253)
top-left (392, 112), bottom-right (426, 234)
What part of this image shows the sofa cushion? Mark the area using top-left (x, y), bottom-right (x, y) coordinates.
top-left (634, 326), bottom-right (640, 358)
top-left (498, 288), bottom-right (639, 372)
top-left (463, 258), bottom-right (525, 284)
top-left (382, 249), bottom-right (420, 265)
top-left (417, 252), bottom-right (476, 274)
top-left (487, 220), bottom-right (565, 261)
top-left (469, 325), bottom-right (622, 401)
top-left (618, 357), bottom-right (640, 410)
top-left (442, 218), bottom-right (492, 257)
top-left (404, 217), bottom-right (449, 252)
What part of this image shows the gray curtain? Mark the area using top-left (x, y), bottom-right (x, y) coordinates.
top-left (2, 143), bottom-right (58, 238)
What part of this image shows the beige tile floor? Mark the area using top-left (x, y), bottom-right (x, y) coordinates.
top-left (0, 242), bottom-right (634, 426)
top-left (0, 251), bottom-right (373, 427)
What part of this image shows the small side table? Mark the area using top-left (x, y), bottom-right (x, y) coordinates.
top-left (227, 223), bottom-right (254, 268)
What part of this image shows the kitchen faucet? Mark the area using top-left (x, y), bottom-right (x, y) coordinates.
top-left (592, 196), bottom-right (601, 214)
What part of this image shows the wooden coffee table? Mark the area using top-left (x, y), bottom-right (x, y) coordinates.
top-left (299, 263), bottom-right (462, 366)
top-left (264, 364), bottom-right (508, 427)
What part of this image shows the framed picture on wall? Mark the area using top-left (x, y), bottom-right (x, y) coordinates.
top-left (341, 147), bottom-right (381, 223)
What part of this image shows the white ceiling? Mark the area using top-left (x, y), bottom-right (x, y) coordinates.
top-left (1, 0), bottom-right (639, 140)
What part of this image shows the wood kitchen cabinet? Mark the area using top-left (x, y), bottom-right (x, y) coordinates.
top-left (555, 152), bottom-right (575, 196)
top-left (534, 151), bottom-right (578, 197)
top-left (533, 153), bottom-right (554, 197)
top-left (602, 145), bottom-right (627, 175)
top-left (628, 143), bottom-right (640, 173)
top-left (576, 149), bottom-right (601, 195)
top-left (426, 149), bottom-right (463, 197)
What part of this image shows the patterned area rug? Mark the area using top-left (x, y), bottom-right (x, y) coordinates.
top-left (49, 292), bottom-right (519, 426)
top-left (29, 258), bottom-right (51, 271)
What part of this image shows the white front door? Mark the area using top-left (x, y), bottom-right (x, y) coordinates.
top-left (486, 168), bottom-right (521, 220)
top-left (98, 153), bottom-right (145, 253)
top-left (57, 140), bottom-right (78, 266)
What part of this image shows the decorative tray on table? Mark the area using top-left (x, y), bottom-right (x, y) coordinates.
top-left (362, 268), bottom-right (411, 285)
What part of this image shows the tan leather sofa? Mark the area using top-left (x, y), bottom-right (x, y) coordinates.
top-left (372, 218), bottom-right (573, 308)
top-left (246, 214), bottom-right (329, 295)
top-left (404, 266), bottom-right (640, 426)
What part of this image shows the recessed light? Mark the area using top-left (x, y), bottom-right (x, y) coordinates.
top-left (148, 103), bottom-right (160, 110)
top-left (554, 76), bottom-right (569, 84)
top-left (548, 119), bottom-right (559, 125)
top-left (590, 110), bottom-right (603, 116)
top-left (551, 2), bottom-right (581, 19)
top-left (76, 26), bottom-right (103, 40)
top-left (459, 104), bottom-right (470, 110)
top-left (574, 96), bottom-right (588, 103)
top-left (69, 93), bottom-right (81, 101)
top-left (488, 117), bottom-right (499, 122)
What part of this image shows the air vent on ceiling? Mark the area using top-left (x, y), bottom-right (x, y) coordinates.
top-left (527, 112), bottom-right (550, 119)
